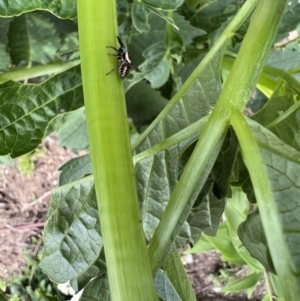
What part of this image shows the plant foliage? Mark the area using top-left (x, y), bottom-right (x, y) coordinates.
top-left (1, 0), bottom-right (300, 300)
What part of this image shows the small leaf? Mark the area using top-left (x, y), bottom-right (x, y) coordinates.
top-left (154, 269), bottom-right (182, 301)
top-left (163, 251), bottom-right (197, 301)
top-left (139, 41), bottom-right (170, 88)
top-left (80, 272), bottom-right (110, 301)
top-left (131, 3), bottom-right (150, 33)
top-left (253, 95), bottom-right (300, 151)
top-left (238, 210), bottom-right (275, 273)
top-left (222, 272), bottom-right (264, 293)
top-left (59, 154), bottom-right (92, 186)
top-left (225, 187), bottom-right (264, 271)
top-left (180, 0), bottom-right (239, 33)
top-left (142, 0), bottom-right (184, 11)
top-left (0, 18), bottom-right (11, 71)
top-left (57, 107), bottom-right (89, 151)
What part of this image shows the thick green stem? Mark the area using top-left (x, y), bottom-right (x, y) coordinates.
top-left (77, 1), bottom-right (158, 300)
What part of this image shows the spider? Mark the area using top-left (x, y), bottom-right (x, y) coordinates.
top-left (106, 36), bottom-right (132, 79)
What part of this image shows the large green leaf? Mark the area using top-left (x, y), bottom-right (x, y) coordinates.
top-left (0, 0), bottom-right (77, 19)
top-left (8, 12), bottom-right (62, 65)
top-left (39, 177), bottom-right (102, 283)
top-left (0, 18), bottom-right (11, 71)
top-left (0, 66), bottom-right (83, 158)
top-left (134, 50), bottom-right (223, 246)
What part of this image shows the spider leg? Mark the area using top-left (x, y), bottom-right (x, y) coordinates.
top-left (106, 65), bottom-right (119, 76)
top-left (106, 46), bottom-right (119, 52)
top-left (117, 36), bottom-right (125, 48)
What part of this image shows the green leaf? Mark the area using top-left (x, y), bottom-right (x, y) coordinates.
top-left (131, 3), bottom-right (150, 33)
top-left (162, 251), bottom-right (197, 301)
top-left (142, 0), bottom-right (184, 11)
top-left (179, 0), bottom-right (240, 33)
top-left (276, 2), bottom-right (300, 41)
top-left (79, 272), bottom-right (110, 301)
top-left (0, 66), bottom-right (83, 158)
top-left (58, 154), bottom-right (92, 186)
top-left (37, 290), bottom-right (60, 301)
top-left (8, 12), bottom-right (61, 65)
top-left (135, 50), bottom-right (223, 246)
top-left (267, 49), bottom-right (300, 72)
top-left (154, 269), bottom-right (182, 301)
top-left (57, 108), bottom-right (89, 151)
top-left (0, 18), bottom-right (11, 71)
top-left (222, 272), bottom-right (264, 293)
top-left (211, 127), bottom-right (239, 200)
top-left (173, 13), bottom-right (205, 46)
top-left (225, 187), bottom-right (264, 271)
top-left (139, 41), bottom-right (170, 88)
top-left (190, 222), bottom-right (245, 266)
top-left (253, 95), bottom-right (300, 151)
top-left (238, 210), bottom-right (275, 273)
top-left (0, 1), bottom-right (77, 19)
top-left (128, 12), bottom-right (203, 88)
top-left (126, 81), bottom-right (168, 130)
top-left (39, 177), bottom-right (102, 283)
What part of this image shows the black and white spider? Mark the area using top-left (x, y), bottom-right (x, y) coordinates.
top-left (106, 36), bottom-right (132, 79)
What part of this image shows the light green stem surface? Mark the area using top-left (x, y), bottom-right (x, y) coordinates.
top-left (77, 1), bottom-right (158, 300)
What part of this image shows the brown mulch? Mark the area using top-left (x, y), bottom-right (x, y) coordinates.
top-left (0, 136), bottom-right (76, 279)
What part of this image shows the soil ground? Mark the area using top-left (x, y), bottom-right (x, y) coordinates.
top-left (0, 136), bottom-right (265, 300)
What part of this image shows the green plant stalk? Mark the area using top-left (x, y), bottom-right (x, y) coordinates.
top-left (231, 112), bottom-right (300, 300)
top-left (0, 60), bottom-right (80, 84)
top-left (77, 1), bottom-right (158, 300)
top-left (149, 0), bottom-right (288, 276)
top-left (222, 57), bottom-right (277, 98)
top-left (132, 0), bottom-right (259, 150)
top-left (264, 65), bottom-right (300, 94)
top-left (148, 118), bottom-right (228, 274)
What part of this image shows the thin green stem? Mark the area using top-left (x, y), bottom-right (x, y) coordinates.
top-left (0, 60), bottom-right (80, 84)
top-left (267, 100), bottom-right (300, 129)
top-left (231, 112), bottom-right (300, 300)
top-left (132, 0), bottom-right (259, 150)
top-left (149, 0), bottom-right (289, 280)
